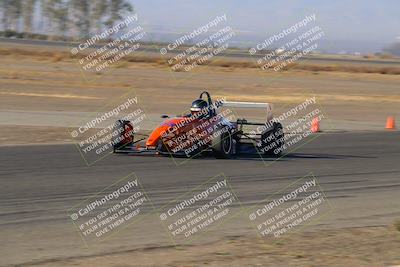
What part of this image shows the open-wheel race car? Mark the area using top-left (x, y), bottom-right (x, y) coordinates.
top-left (113, 91), bottom-right (284, 158)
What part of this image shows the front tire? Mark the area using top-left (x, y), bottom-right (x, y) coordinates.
top-left (156, 139), bottom-right (168, 154)
top-left (212, 127), bottom-right (234, 159)
top-left (113, 120), bottom-right (134, 152)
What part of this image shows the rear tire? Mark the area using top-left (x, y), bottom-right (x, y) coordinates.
top-left (261, 122), bottom-right (284, 157)
top-left (212, 127), bottom-right (234, 159)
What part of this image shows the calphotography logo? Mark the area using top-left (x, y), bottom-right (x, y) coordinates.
top-left (68, 173), bottom-right (153, 245)
top-left (249, 173), bottom-right (333, 240)
top-left (70, 12), bottom-right (146, 81)
top-left (250, 96), bottom-right (329, 165)
top-left (249, 14), bottom-right (325, 72)
top-left (159, 14), bottom-right (235, 80)
top-left (158, 174), bottom-right (241, 244)
top-left (158, 97), bottom-right (239, 165)
top-left (69, 92), bottom-right (149, 165)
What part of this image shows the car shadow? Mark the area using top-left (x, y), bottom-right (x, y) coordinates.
top-left (283, 153), bottom-right (375, 159)
top-left (192, 152), bottom-right (375, 161)
top-left (122, 151), bottom-right (375, 162)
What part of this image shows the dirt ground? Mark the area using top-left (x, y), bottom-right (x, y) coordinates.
top-left (32, 226), bottom-right (400, 267)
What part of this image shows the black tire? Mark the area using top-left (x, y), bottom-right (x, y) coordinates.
top-left (113, 120), bottom-right (134, 152)
top-left (212, 127), bottom-right (234, 159)
top-left (156, 139), bottom-right (168, 154)
top-left (261, 122), bottom-right (284, 157)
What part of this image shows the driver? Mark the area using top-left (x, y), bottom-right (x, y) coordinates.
top-left (190, 99), bottom-right (209, 119)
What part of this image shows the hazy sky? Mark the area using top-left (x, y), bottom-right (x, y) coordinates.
top-left (132, 0), bottom-right (399, 52)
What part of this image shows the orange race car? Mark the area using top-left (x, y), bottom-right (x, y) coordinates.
top-left (113, 91), bottom-right (284, 158)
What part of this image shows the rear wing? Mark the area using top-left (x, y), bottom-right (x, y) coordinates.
top-left (220, 100), bottom-right (273, 122)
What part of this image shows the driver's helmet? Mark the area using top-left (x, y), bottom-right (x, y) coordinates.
top-left (190, 99), bottom-right (208, 118)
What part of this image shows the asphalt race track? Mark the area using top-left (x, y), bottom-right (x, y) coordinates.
top-left (1, 131), bottom-right (399, 266)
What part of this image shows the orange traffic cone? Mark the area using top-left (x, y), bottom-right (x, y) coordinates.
top-left (385, 116), bottom-right (396, 130)
top-left (311, 117), bottom-right (320, 133)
